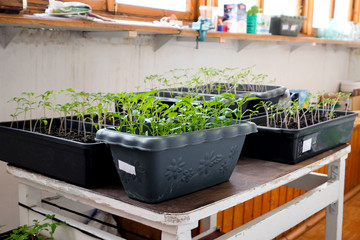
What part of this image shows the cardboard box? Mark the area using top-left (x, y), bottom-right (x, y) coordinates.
top-left (337, 96), bottom-right (360, 111)
top-left (223, 3), bottom-right (247, 33)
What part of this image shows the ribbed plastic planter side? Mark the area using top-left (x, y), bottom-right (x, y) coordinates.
top-left (241, 111), bottom-right (358, 164)
top-left (96, 121), bottom-right (257, 203)
top-left (0, 119), bottom-right (119, 188)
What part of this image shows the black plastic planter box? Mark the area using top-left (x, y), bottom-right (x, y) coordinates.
top-left (163, 84), bottom-right (287, 113)
top-left (208, 83), bottom-right (288, 112)
top-left (241, 111), bottom-right (358, 164)
top-left (156, 90), bottom-right (249, 112)
top-left (0, 119), bottom-right (119, 188)
top-left (269, 16), bottom-right (306, 37)
top-left (96, 121), bottom-right (257, 203)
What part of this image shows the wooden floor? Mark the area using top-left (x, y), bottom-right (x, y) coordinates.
top-left (297, 190), bottom-right (360, 240)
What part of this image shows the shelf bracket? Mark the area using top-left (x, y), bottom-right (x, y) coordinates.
top-left (0, 26), bottom-right (21, 49)
top-left (153, 35), bottom-right (173, 52)
top-left (237, 40), bottom-right (251, 52)
top-left (289, 45), bottom-right (300, 53)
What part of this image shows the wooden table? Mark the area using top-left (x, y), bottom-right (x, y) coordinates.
top-left (7, 144), bottom-right (350, 240)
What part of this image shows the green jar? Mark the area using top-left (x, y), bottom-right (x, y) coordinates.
top-left (247, 15), bottom-right (257, 34)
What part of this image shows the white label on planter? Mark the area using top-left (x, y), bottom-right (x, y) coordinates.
top-left (118, 160), bottom-right (136, 175)
top-left (302, 138), bottom-right (312, 153)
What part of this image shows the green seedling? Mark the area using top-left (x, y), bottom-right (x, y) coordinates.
top-left (5, 214), bottom-right (66, 240)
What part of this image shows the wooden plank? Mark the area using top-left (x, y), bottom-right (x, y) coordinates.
top-left (114, 1), bottom-right (195, 22)
top-left (191, 0), bottom-right (200, 20)
top-left (279, 186), bottom-right (287, 206)
top-left (349, 0), bottom-right (355, 21)
top-left (293, 188), bottom-right (301, 198)
top-left (329, 0), bottom-right (335, 18)
top-left (233, 203), bottom-right (244, 229)
top-left (302, 0), bottom-right (309, 34)
top-left (286, 187), bottom-right (294, 203)
top-left (306, 0), bottom-right (314, 36)
top-left (345, 141), bottom-right (352, 192)
top-left (243, 199), bottom-right (254, 224)
top-left (217, 211), bottom-right (224, 232)
top-left (0, 0), bottom-right (23, 13)
top-left (347, 126), bottom-right (360, 191)
top-left (261, 191), bottom-right (271, 215)
top-left (217, 180), bottom-right (341, 240)
top-left (252, 196), bottom-right (263, 219)
top-left (353, 127), bottom-right (360, 187)
top-left (1, 13), bottom-right (360, 46)
top-left (222, 207), bottom-right (234, 233)
top-left (354, 127), bottom-right (360, 187)
top-left (113, 216), bottom-right (161, 239)
top-left (354, 0), bottom-right (360, 23)
top-left (256, 0), bottom-right (263, 9)
top-left (106, 0), bottom-right (116, 13)
top-left (296, 0), bottom-right (302, 16)
top-left (270, 188), bottom-right (280, 211)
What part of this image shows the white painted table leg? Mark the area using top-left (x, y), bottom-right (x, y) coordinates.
top-left (193, 214), bottom-right (218, 240)
top-left (325, 156), bottom-right (346, 240)
top-left (18, 183), bottom-right (42, 226)
top-left (160, 222), bottom-right (198, 240)
top-left (202, 214), bottom-right (217, 232)
top-left (161, 230), bottom-right (192, 240)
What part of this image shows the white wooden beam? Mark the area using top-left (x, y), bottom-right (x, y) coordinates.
top-left (216, 180), bottom-right (340, 240)
top-left (24, 205), bottom-right (125, 240)
top-left (8, 145), bottom-right (351, 228)
top-left (160, 222), bottom-right (198, 240)
top-left (285, 172), bottom-right (328, 191)
top-left (18, 183), bottom-right (42, 225)
top-left (325, 157), bottom-right (346, 240)
top-left (193, 214), bottom-right (218, 240)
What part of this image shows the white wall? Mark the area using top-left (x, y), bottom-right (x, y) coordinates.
top-left (0, 28), bottom-right (353, 231)
top-left (348, 48), bottom-right (360, 81)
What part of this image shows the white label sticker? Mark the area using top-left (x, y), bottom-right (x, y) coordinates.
top-left (290, 25), bottom-right (298, 31)
top-left (302, 138), bottom-right (312, 153)
top-left (282, 24), bottom-right (289, 30)
top-left (118, 160), bottom-right (136, 175)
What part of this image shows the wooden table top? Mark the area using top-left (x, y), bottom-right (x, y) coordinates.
top-left (7, 144), bottom-right (350, 217)
top-left (91, 144), bottom-right (349, 214)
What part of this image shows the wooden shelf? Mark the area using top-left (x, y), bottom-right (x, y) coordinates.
top-left (1, 13), bottom-right (360, 49)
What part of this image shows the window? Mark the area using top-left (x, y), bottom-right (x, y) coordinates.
top-left (263, 0), bottom-right (297, 16)
top-left (112, 0), bottom-right (197, 22)
top-left (217, 0), bottom-right (256, 16)
top-left (115, 0), bottom-right (187, 12)
top-left (333, 0), bottom-right (350, 22)
top-left (312, 0), bottom-right (331, 28)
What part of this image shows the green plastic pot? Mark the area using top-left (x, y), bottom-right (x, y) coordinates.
top-left (247, 15), bottom-right (257, 34)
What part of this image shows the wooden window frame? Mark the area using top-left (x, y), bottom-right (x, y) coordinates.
top-left (106, 0), bottom-right (199, 23)
top-left (354, 0), bottom-right (360, 23)
top-left (303, 0), bottom-right (358, 36)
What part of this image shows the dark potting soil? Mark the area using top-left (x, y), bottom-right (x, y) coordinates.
top-left (48, 129), bottom-right (96, 143)
top-left (257, 112), bottom-right (341, 129)
top-left (25, 127), bottom-right (96, 143)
